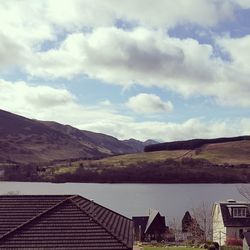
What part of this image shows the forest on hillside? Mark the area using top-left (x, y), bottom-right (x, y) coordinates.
top-left (2, 158), bottom-right (250, 183)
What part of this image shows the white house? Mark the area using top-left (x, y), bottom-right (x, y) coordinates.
top-left (212, 199), bottom-right (250, 246)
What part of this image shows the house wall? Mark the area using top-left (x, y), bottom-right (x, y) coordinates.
top-left (226, 227), bottom-right (250, 239)
top-left (243, 238), bottom-right (249, 250)
top-left (213, 204), bottom-right (227, 245)
top-left (174, 231), bottom-right (193, 242)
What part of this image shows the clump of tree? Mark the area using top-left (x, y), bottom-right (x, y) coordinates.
top-left (51, 157), bottom-right (250, 183)
top-left (169, 202), bottom-right (212, 245)
top-left (144, 135), bottom-right (250, 152)
top-left (3, 164), bottom-right (40, 181)
top-left (3, 157), bottom-right (250, 183)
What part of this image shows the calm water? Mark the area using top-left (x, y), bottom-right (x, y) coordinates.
top-left (0, 182), bottom-right (249, 223)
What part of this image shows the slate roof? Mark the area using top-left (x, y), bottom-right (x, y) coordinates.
top-left (219, 202), bottom-right (250, 227)
top-left (0, 195), bottom-right (133, 249)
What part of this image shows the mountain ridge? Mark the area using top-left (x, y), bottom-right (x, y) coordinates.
top-left (0, 109), bottom-right (156, 164)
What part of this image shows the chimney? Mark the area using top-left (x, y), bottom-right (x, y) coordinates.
top-left (227, 199), bottom-right (236, 203)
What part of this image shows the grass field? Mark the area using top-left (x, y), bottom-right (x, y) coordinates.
top-left (192, 140), bottom-right (250, 165)
top-left (94, 150), bottom-right (190, 167)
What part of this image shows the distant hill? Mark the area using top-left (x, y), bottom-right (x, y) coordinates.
top-left (122, 138), bottom-right (159, 152)
top-left (95, 139), bottom-right (250, 166)
top-left (0, 109), bottom-right (154, 164)
top-left (144, 136), bottom-right (250, 152)
top-left (46, 138), bottom-right (250, 183)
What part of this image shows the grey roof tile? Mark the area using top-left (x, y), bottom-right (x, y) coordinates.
top-left (0, 195), bottom-right (133, 249)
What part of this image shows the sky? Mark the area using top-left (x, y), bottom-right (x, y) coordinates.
top-left (1, 0), bottom-right (250, 142)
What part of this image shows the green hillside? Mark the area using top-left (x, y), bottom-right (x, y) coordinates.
top-left (42, 139), bottom-right (250, 183)
top-left (81, 139), bottom-right (250, 167)
top-left (191, 140), bottom-right (250, 165)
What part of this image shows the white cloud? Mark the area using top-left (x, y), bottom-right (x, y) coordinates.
top-left (0, 0), bottom-right (250, 116)
top-left (217, 35), bottom-right (250, 71)
top-left (126, 93), bottom-right (173, 114)
top-left (23, 27), bottom-right (250, 107)
top-left (214, 35), bottom-right (250, 107)
top-left (1, 80), bottom-right (250, 142)
top-left (99, 100), bottom-right (112, 106)
top-left (25, 27), bottom-right (217, 86)
top-left (78, 118), bottom-right (250, 142)
top-left (233, 0), bottom-right (250, 8)
top-left (0, 33), bottom-right (29, 69)
top-left (0, 80), bottom-right (75, 115)
top-left (0, 0), bottom-right (235, 43)
top-left (0, 79), bottom-right (132, 128)
top-left (0, 0), bottom-right (238, 70)
top-left (105, 0), bottom-right (234, 28)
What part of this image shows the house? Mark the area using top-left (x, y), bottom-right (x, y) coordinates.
top-left (133, 209), bottom-right (167, 242)
top-left (213, 199), bottom-right (250, 246)
top-left (0, 195), bottom-right (133, 249)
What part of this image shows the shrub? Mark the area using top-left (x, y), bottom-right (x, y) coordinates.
top-left (212, 242), bottom-right (220, 250)
top-left (225, 238), bottom-right (243, 246)
top-left (221, 246), bottom-right (242, 250)
top-left (208, 245), bottom-right (216, 250)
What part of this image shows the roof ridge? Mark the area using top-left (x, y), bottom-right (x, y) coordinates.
top-left (71, 195), bottom-right (132, 221)
top-left (69, 196), bottom-right (130, 248)
top-left (0, 195), bottom-right (74, 197)
top-left (0, 195), bottom-right (76, 243)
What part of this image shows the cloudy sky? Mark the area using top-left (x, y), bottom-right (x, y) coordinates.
top-left (1, 0), bottom-right (250, 141)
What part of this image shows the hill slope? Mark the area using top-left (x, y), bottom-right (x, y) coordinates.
top-left (47, 139), bottom-right (250, 183)
top-left (93, 139), bottom-right (250, 167)
top-left (0, 109), bottom-right (152, 164)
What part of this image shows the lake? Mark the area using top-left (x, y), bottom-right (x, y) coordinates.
top-left (0, 182), bottom-right (249, 223)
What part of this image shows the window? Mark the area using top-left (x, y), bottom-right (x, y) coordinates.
top-left (233, 208), bottom-right (247, 217)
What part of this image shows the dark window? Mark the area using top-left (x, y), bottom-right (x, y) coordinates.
top-left (239, 229), bottom-right (244, 239)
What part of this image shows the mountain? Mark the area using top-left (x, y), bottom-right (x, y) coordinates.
top-left (0, 109), bottom-right (151, 164)
top-left (41, 121), bottom-right (137, 155)
top-left (122, 138), bottom-right (158, 152)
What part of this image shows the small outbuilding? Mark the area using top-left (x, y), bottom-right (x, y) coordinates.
top-left (133, 209), bottom-right (167, 242)
top-left (0, 195), bottom-right (133, 249)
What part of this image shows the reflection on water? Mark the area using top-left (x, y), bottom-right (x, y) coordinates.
top-left (0, 182), bottom-right (249, 222)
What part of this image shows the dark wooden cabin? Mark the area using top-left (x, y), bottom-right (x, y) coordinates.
top-left (133, 209), bottom-right (167, 242)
